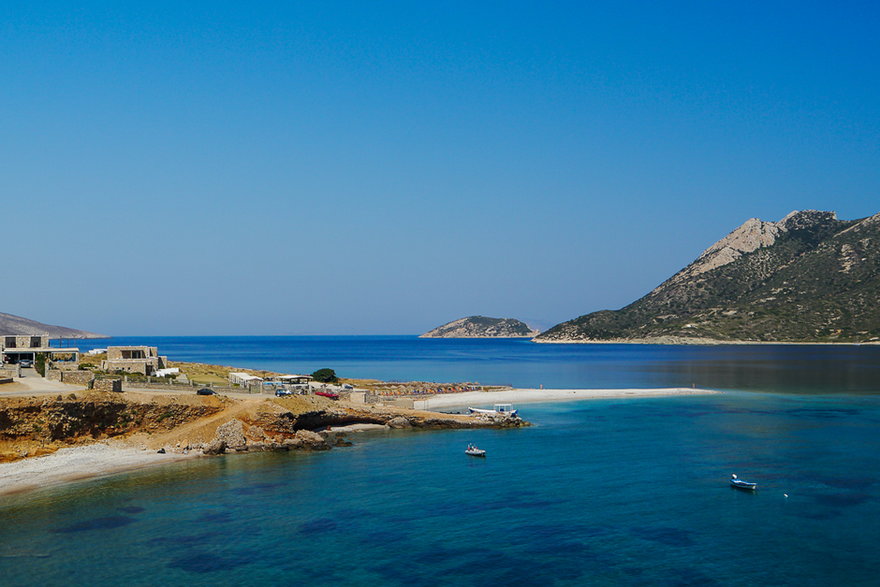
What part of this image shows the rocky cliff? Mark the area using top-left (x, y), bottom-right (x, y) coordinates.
top-left (537, 210), bottom-right (880, 343)
top-left (421, 316), bottom-right (540, 338)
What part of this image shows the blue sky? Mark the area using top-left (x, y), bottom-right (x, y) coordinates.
top-left (2, 2), bottom-right (879, 335)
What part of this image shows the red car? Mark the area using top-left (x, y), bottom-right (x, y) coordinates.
top-left (315, 390), bottom-right (339, 400)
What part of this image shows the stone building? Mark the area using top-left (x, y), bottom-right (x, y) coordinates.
top-left (0, 334), bottom-right (80, 367)
top-left (101, 346), bottom-right (167, 375)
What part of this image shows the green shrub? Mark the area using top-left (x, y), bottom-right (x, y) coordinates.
top-left (311, 368), bottom-right (338, 383)
top-left (34, 353), bottom-right (47, 376)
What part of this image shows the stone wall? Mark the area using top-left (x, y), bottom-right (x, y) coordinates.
top-left (0, 365), bottom-right (20, 379)
top-left (52, 362), bottom-right (81, 371)
top-left (94, 378), bottom-right (123, 393)
top-left (62, 371), bottom-right (95, 386)
top-left (44, 370), bottom-right (95, 386)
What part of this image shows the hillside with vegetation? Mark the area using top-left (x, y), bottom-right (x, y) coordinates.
top-left (537, 210), bottom-right (880, 344)
top-left (421, 316), bottom-right (540, 338)
top-left (0, 312), bottom-right (105, 338)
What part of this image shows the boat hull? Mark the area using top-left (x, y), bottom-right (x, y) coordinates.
top-left (730, 480), bottom-right (757, 491)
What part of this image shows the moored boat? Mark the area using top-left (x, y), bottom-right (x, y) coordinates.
top-left (468, 403), bottom-right (518, 417)
top-left (465, 444), bottom-right (486, 457)
top-left (730, 474), bottom-right (757, 491)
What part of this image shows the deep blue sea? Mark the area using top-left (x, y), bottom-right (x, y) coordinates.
top-left (3, 337), bottom-right (880, 585)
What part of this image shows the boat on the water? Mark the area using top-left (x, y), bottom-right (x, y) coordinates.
top-left (465, 444), bottom-right (486, 457)
top-left (468, 403), bottom-right (518, 417)
top-left (730, 474), bottom-right (757, 491)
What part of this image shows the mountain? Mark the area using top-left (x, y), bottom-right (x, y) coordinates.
top-left (421, 316), bottom-right (540, 338)
top-left (0, 312), bottom-right (106, 339)
top-left (536, 210), bottom-right (880, 344)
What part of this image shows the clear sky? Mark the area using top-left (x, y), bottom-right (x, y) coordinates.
top-left (2, 2), bottom-right (879, 335)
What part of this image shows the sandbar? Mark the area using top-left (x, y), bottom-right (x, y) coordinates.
top-left (415, 387), bottom-right (718, 409)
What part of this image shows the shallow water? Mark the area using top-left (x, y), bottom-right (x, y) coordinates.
top-left (3, 338), bottom-right (880, 584)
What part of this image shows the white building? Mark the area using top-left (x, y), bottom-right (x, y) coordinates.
top-left (228, 372), bottom-right (263, 386)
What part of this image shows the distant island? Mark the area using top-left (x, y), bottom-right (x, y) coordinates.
top-left (536, 210), bottom-right (880, 344)
top-left (421, 316), bottom-right (540, 338)
top-left (0, 312), bottom-right (106, 339)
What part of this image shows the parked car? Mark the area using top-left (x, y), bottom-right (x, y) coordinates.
top-left (19, 359), bottom-right (33, 368)
top-left (196, 388), bottom-right (216, 396)
top-left (315, 390), bottom-right (340, 400)
top-left (275, 389), bottom-right (293, 397)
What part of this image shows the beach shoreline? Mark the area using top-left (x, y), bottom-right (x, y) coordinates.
top-left (415, 387), bottom-right (718, 409)
top-left (0, 443), bottom-right (199, 497)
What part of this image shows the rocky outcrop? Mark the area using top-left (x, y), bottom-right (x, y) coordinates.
top-left (214, 419), bottom-right (247, 451)
top-left (386, 416), bottom-right (412, 429)
top-left (658, 210), bottom-right (840, 292)
top-left (421, 316), bottom-right (540, 338)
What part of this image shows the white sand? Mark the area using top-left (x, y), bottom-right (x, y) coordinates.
top-left (328, 423), bottom-right (388, 432)
top-left (0, 443), bottom-right (198, 496)
top-left (414, 387), bottom-right (717, 409)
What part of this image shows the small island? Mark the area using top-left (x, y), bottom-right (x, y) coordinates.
top-left (420, 316), bottom-right (540, 338)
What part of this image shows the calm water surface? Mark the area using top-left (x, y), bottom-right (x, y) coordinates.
top-left (3, 337), bottom-right (879, 584)
top-left (75, 336), bottom-right (880, 393)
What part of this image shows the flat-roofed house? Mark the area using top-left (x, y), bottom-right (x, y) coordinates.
top-left (101, 346), bottom-right (167, 375)
top-left (228, 372), bottom-right (263, 386)
top-left (1, 334), bottom-right (80, 367)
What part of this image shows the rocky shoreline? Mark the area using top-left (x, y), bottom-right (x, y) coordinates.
top-left (0, 391), bottom-right (527, 495)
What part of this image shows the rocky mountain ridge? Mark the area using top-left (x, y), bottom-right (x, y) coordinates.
top-left (421, 316), bottom-right (540, 338)
top-left (537, 210), bottom-right (880, 343)
top-left (0, 312), bottom-right (106, 338)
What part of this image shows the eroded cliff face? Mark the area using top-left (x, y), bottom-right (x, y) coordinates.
top-left (0, 393), bottom-right (224, 461)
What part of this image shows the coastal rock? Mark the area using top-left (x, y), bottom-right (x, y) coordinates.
top-left (215, 419), bottom-right (247, 451)
top-left (202, 439), bottom-right (227, 455)
top-left (294, 429), bottom-right (331, 450)
top-left (386, 416), bottom-right (412, 429)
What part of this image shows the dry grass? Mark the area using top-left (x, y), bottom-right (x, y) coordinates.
top-left (167, 361), bottom-right (282, 386)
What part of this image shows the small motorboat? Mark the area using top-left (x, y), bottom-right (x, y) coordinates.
top-left (468, 403), bottom-right (518, 417)
top-left (465, 444), bottom-right (486, 457)
top-left (730, 474), bottom-right (757, 491)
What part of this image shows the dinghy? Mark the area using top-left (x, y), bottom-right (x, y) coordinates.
top-left (730, 474), bottom-right (757, 491)
top-left (465, 444), bottom-right (486, 457)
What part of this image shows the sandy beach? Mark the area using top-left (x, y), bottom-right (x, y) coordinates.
top-left (0, 443), bottom-right (198, 497)
top-left (415, 387), bottom-right (718, 409)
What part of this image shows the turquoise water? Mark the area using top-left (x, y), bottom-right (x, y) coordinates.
top-left (4, 338), bottom-right (880, 584)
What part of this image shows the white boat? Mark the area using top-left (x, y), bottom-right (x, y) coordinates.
top-left (468, 403), bottom-right (518, 417)
top-left (465, 444), bottom-right (486, 457)
top-left (730, 474), bottom-right (757, 491)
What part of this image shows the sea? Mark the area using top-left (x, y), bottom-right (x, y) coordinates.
top-left (2, 336), bottom-right (880, 585)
